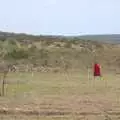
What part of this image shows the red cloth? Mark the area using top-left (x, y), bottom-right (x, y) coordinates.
top-left (94, 64), bottom-right (101, 76)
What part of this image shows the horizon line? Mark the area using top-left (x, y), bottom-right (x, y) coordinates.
top-left (0, 30), bottom-right (120, 37)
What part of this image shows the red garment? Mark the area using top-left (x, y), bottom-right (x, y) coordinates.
top-left (94, 64), bottom-right (101, 76)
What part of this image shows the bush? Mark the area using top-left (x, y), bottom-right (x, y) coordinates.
top-left (4, 48), bottom-right (29, 60)
top-left (56, 43), bottom-right (61, 47)
top-left (39, 49), bottom-right (49, 59)
top-left (64, 42), bottom-right (72, 48)
top-left (28, 44), bottom-right (37, 52)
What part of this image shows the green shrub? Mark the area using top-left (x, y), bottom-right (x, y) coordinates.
top-left (4, 48), bottom-right (29, 60)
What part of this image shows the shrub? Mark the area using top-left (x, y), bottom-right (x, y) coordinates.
top-left (64, 42), bottom-right (72, 48)
top-left (4, 48), bottom-right (29, 60)
top-left (39, 49), bottom-right (49, 59)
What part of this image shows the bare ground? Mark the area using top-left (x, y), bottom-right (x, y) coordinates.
top-left (0, 72), bottom-right (119, 119)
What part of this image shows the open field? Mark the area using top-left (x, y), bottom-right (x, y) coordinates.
top-left (0, 71), bottom-right (120, 119)
top-left (1, 31), bottom-right (120, 120)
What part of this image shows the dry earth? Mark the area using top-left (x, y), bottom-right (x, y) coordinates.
top-left (0, 71), bottom-right (119, 119)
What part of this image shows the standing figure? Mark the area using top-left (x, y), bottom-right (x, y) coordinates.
top-left (93, 62), bottom-right (102, 80)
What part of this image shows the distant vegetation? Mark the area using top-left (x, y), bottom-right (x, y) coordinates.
top-left (0, 31), bottom-right (119, 72)
top-left (77, 34), bottom-right (120, 43)
top-left (1, 31), bottom-right (120, 43)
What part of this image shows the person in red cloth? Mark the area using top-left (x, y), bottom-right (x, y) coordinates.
top-left (93, 62), bottom-right (102, 79)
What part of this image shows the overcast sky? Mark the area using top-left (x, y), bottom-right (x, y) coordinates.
top-left (0, 0), bottom-right (120, 35)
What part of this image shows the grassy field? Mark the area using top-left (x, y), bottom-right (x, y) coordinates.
top-left (0, 71), bottom-right (120, 119)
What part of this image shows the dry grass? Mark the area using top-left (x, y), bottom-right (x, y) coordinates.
top-left (0, 71), bottom-right (120, 119)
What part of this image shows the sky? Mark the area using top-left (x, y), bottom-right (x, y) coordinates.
top-left (0, 0), bottom-right (120, 36)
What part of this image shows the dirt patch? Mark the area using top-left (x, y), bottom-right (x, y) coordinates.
top-left (0, 95), bottom-right (119, 119)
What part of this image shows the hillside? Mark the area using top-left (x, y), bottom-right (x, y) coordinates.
top-left (0, 31), bottom-right (120, 73)
top-left (77, 34), bottom-right (120, 43)
top-left (1, 31), bottom-right (120, 43)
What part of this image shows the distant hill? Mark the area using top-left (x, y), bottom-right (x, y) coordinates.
top-left (77, 34), bottom-right (120, 43)
top-left (0, 31), bottom-right (120, 43)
